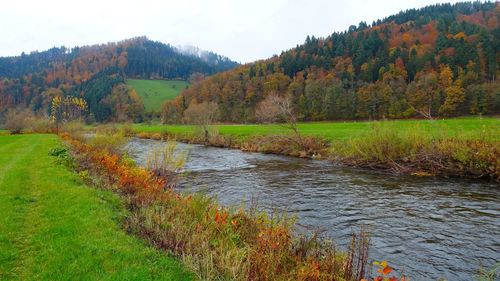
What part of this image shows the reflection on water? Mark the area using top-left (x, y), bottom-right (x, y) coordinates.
top-left (126, 138), bottom-right (500, 281)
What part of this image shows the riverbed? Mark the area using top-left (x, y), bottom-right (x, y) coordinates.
top-left (126, 138), bottom-right (499, 280)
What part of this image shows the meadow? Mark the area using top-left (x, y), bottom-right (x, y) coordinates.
top-left (127, 79), bottom-right (189, 112)
top-left (131, 116), bottom-right (499, 179)
top-left (0, 134), bottom-right (192, 281)
top-left (132, 117), bottom-right (500, 141)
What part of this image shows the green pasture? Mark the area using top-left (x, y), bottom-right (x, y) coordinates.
top-left (132, 117), bottom-right (500, 141)
top-left (127, 79), bottom-right (189, 112)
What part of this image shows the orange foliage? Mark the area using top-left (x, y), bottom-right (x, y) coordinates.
top-left (361, 261), bottom-right (408, 281)
top-left (453, 32), bottom-right (467, 40)
top-left (458, 11), bottom-right (486, 27)
top-left (214, 209), bottom-right (229, 226)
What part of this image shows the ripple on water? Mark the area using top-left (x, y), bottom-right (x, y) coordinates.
top-left (127, 138), bottom-right (500, 281)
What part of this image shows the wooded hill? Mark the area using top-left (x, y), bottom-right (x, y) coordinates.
top-left (169, 1), bottom-right (499, 123)
top-left (0, 37), bottom-right (238, 122)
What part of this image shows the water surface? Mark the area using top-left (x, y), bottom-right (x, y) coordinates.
top-left (126, 138), bottom-right (499, 280)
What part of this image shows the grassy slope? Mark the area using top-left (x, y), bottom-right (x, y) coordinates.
top-left (133, 117), bottom-right (500, 141)
top-left (0, 134), bottom-right (192, 281)
top-left (127, 79), bottom-right (189, 112)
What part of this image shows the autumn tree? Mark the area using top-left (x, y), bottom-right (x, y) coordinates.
top-left (438, 66), bottom-right (465, 116)
top-left (183, 101), bottom-right (219, 143)
top-left (4, 108), bottom-right (32, 134)
top-left (255, 93), bottom-right (303, 147)
top-left (50, 96), bottom-right (88, 131)
top-left (439, 81), bottom-right (466, 116)
top-left (103, 84), bottom-right (144, 122)
top-left (161, 99), bottom-right (184, 124)
top-left (406, 71), bottom-right (440, 119)
top-left (356, 82), bottom-right (392, 120)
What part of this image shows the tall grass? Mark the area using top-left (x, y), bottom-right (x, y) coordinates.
top-left (146, 142), bottom-right (187, 188)
top-left (90, 124), bottom-right (127, 153)
top-left (331, 122), bottom-right (499, 180)
top-left (475, 263), bottom-right (500, 281)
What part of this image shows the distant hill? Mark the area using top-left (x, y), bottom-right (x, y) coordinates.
top-left (175, 45), bottom-right (239, 72)
top-left (0, 37), bottom-right (238, 122)
top-left (127, 79), bottom-right (189, 112)
top-left (170, 1), bottom-right (499, 123)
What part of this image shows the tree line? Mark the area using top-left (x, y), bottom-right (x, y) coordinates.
top-left (165, 1), bottom-right (499, 123)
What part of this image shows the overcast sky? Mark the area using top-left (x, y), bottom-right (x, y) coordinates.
top-left (0, 0), bottom-right (465, 63)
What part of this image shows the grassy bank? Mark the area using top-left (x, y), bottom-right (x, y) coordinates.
top-left (64, 129), bottom-right (373, 280)
top-left (0, 134), bottom-right (192, 281)
top-left (132, 117), bottom-right (500, 141)
top-left (130, 117), bottom-right (499, 179)
top-left (127, 79), bottom-right (189, 112)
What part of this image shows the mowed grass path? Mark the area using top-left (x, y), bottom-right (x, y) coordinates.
top-left (133, 117), bottom-right (500, 141)
top-left (127, 79), bottom-right (189, 112)
top-left (0, 134), bottom-right (192, 281)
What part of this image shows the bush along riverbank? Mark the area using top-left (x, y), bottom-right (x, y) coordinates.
top-left (132, 123), bottom-right (499, 181)
top-left (60, 129), bottom-right (415, 281)
top-left (330, 124), bottom-right (499, 180)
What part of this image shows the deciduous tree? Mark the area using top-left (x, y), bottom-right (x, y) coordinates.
top-left (255, 93), bottom-right (303, 147)
top-left (183, 101), bottom-right (219, 143)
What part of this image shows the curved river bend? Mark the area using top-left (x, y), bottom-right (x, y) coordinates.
top-left (126, 138), bottom-right (499, 281)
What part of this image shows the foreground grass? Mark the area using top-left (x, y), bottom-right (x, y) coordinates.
top-left (0, 134), bottom-right (192, 281)
top-left (133, 116), bottom-right (500, 141)
top-left (127, 79), bottom-right (189, 112)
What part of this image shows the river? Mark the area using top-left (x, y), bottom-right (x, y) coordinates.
top-left (126, 138), bottom-right (499, 280)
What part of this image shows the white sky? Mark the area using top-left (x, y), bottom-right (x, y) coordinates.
top-left (0, 0), bottom-right (465, 63)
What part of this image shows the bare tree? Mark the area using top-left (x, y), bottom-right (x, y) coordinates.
top-left (405, 72), bottom-right (439, 120)
top-left (255, 93), bottom-right (303, 147)
top-left (4, 108), bottom-right (32, 134)
top-left (183, 101), bottom-right (219, 143)
top-left (188, 72), bottom-right (205, 84)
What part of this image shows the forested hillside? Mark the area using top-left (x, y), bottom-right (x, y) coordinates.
top-left (168, 2), bottom-right (499, 123)
top-left (0, 37), bottom-right (238, 122)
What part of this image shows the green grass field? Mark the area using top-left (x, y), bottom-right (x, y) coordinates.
top-left (0, 134), bottom-right (192, 281)
top-left (127, 79), bottom-right (189, 112)
top-left (132, 117), bottom-right (500, 141)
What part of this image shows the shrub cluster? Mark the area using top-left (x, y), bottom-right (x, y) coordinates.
top-left (331, 124), bottom-right (500, 180)
top-left (1, 108), bottom-right (79, 134)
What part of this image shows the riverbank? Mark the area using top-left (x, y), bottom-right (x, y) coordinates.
top-left (0, 134), bottom-right (192, 281)
top-left (62, 129), bottom-right (377, 280)
top-left (129, 117), bottom-right (500, 180)
top-left (126, 136), bottom-right (500, 280)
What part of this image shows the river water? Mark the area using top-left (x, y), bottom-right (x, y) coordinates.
top-left (126, 138), bottom-right (499, 280)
